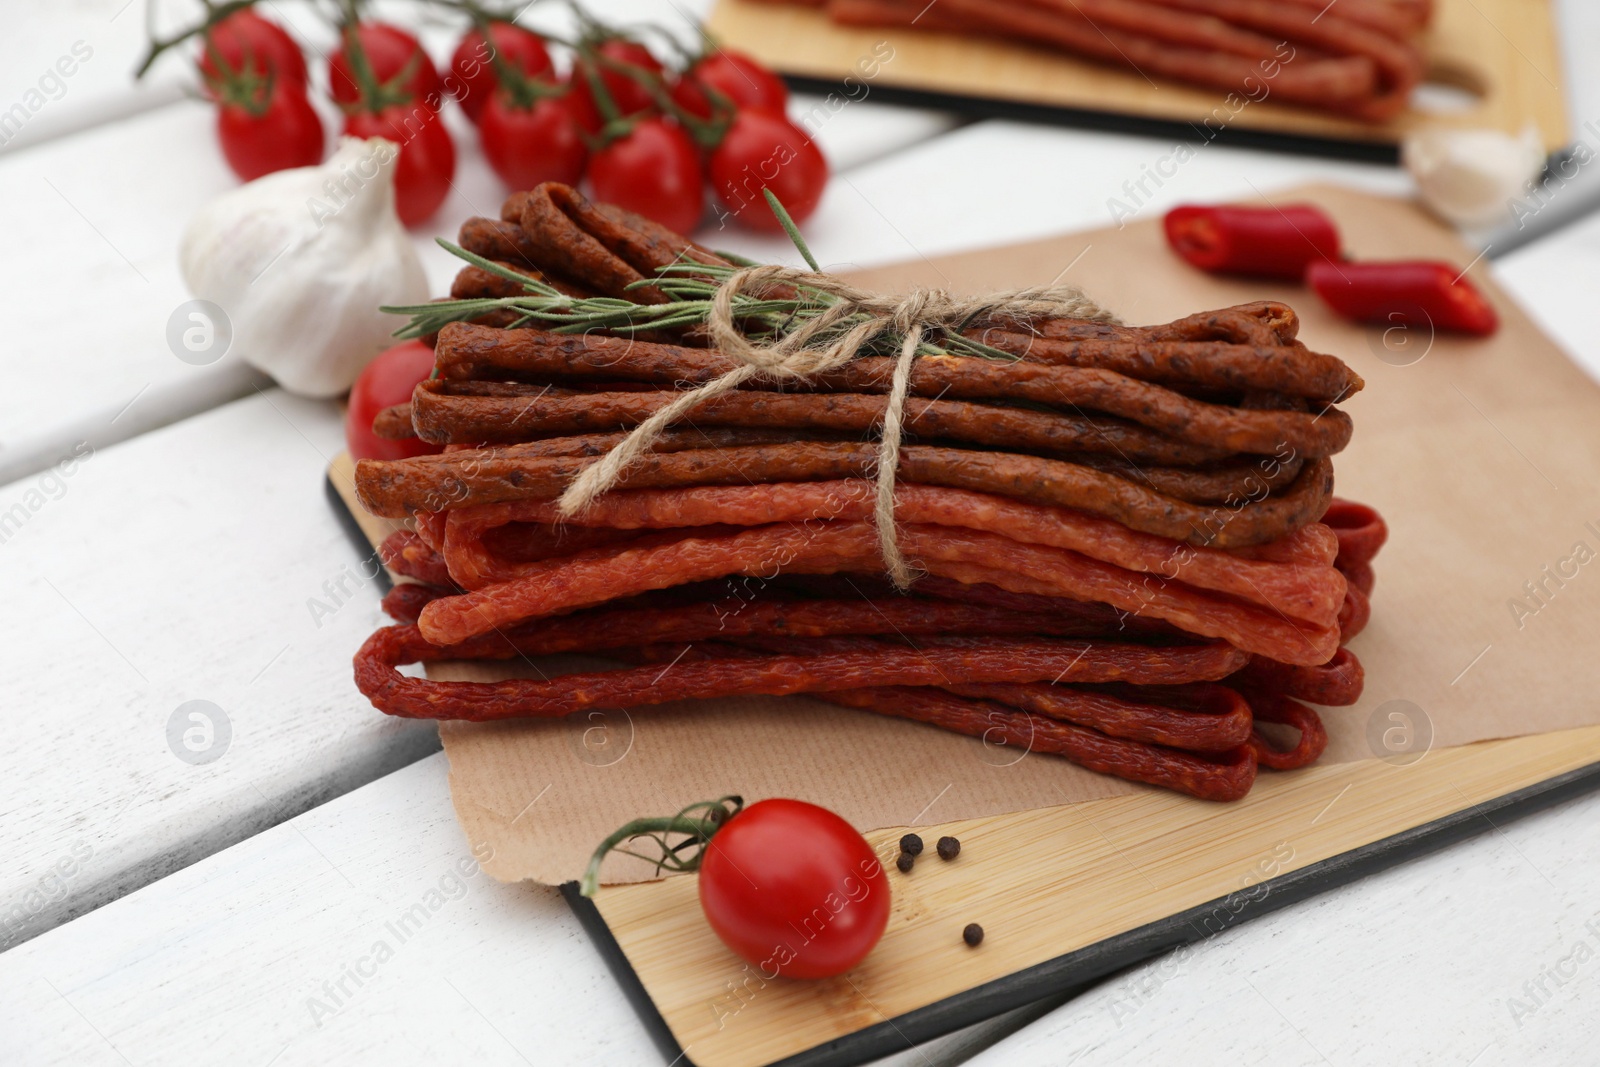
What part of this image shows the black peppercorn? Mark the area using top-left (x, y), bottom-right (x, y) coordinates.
top-left (937, 835), bottom-right (961, 861)
top-left (899, 833), bottom-right (924, 856)
top-left (896, 851), bottom-right (915, 873)
top-left (963, 923), bottom-right (984, 947)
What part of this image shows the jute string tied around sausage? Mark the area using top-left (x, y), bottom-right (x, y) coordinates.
top-left (555, 261), bottom-right (1122, 587)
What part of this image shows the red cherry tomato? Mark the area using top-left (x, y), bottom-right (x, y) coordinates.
top-left (346, 341), bottom-right (442, 461)
top-left (344, 104), bottom-right (455, 226)
top-left (479, 90), bottom-right (588, 190)
top-left (698, 799), bottom-right (890, 980)
top-left (329, 22), bottom-right (444, 110)
top-left (709, 110), bottom-right (828, 231)
top-left (216, 80), bottom-right (324, 182)
top-left (568, 39), bottom-right (665, 133)
top-left (449, 21), bottom-right (554, 123)
top-left (588, 117), bottom-right (704, 235)
top-left (197, 9), bottom-right (307, 94)
top-left (670, 51), bottom-right (789, 120)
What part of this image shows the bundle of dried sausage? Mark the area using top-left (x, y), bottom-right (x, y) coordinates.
top-left (759, 0), bottom-right (1431, 121)
top-left (352, 183), bottom-right (1388, 802)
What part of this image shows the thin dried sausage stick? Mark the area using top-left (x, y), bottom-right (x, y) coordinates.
top-left (434, 325), bottom-right (1354, 458)
top-left (373, 404), bottom-right (417, 440)
top-left (412, 385), bottom-right (1302, 505)
top-left (643, 638), bottom-right (1260, 796)
top-left (356, 439), bottom-right (1336, 551)
top-left (1337, 582), bottom-right (1371, 642)
top-left (1322, 498), bottom-right (1388, 567)
top-left (440, 481), bottom-right (1346, 618)
top-left (1029, 301), bottom-right (1300, 346)
top-left (817, 684), bottom-right (1258, 801)
top-left (466, 593), bottom-right (1135, 649)
top-left (1338, 558), bottom-right (1375, 597)
top-left (514, 182), bottom-right (723, 303)
top-left (418, 520), bottom-right (1341, 661)
top-left (972, 332), bottom-right (1362, 402)
top-left (353, 624), bottom-right (1250, 720)
top-left (902, 525), bottom-right (1342, 664)
top-left (508, 185), bottom-right (728, 279)
top-left (379, 530), bottom-right (456, 589)
top-left (1229, 647), bottom-right (1365, 706)
top-left (458, 217), bottom-right (543, 272)
top-left (945, 681), bottom-right (1253, 752)
top-left (1139, 0), bottom-right (1424, 119)
top-left (382, 582), bottom-right (447, 623)
top-left (828, 0), bottom-right (1383, 114)
top-left (1067, 452), bottom-right (1303, 503)
top-left (408, 381), bottom-right (1233, 466)
top-left (1247, 692), bottom-right (1328, 770)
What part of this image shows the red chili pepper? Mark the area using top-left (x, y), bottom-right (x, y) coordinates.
top-left (1164, 203), bottom-right (1341, 279)
top-left (1306, 260), bottom-right (1498, 336)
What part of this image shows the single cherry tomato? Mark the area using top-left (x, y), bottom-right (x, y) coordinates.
top-left (568, 39), bottom-right (665, 133)
top-left (698, 800), bottom-right (890, 980)
top-left (216, 79), bottom-right (324, 182)
top-left (329, 22), bottom-right (444, 111)
top-left (670, 50), bottom-right (789, 120)
top-left (709, 110), bottom-right (828, 231)
top-left (197, 9), bottom-right (308, 94)
top-left (449, 21), bottom-right (554, 123)
top-left (479, 89), bottom-right (587, 190)
top-left (1306, 259), bottom-right (1499, 336)
top-left (346, 341), bottom-right (442, 461)
top-left (588, 117), bottom-right (704, 235)
top-left (344, 103), bottom-right (455, 226)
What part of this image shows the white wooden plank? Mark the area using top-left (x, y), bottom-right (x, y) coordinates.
top-left (0, 755), bottom-right (648, 1066)
top-left (0, 751), bottom-right (1065, 1066)
top-left (0, 388), bottom-right (439, 950)
top-left (962, 786), bottom-right (1600, 1066)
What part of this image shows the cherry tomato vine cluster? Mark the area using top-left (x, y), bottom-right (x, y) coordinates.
top-left (139, 0), bottom-right (829, 234)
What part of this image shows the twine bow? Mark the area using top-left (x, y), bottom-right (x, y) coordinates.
top-left (556, 263), bottom-right (1120, 587)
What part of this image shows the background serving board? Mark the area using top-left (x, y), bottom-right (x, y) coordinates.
top-left (706, 0), bottom-right (1569, 158)
top-left (329, 184), bottom-right (1600, 1067)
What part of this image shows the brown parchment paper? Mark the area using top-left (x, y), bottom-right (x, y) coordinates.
top-left (433, 185), bottom-right (1600, 886)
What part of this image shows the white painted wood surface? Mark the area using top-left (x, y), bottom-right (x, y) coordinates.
top-left (964, 786), bottom-right (1600, 1066)
top-left (0, 389), bottom-right (438, 951)
top-left (0, 752), bottom-right (1063, 1067)
top-left (7, 1), bottom-right (1600, 1063)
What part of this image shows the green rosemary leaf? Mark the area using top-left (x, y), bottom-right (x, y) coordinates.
top-left (763, 189), bottom-right (822, 272)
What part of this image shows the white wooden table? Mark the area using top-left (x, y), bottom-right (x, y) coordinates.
top-left (5, 0), bottom-right (1600, 1063)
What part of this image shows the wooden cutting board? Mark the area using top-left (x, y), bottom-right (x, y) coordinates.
top-left (707, 0), bottom-right (1569, 157)
top-left (327, 185), bottom-right (1600, 1067)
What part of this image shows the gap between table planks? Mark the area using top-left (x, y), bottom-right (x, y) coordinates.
top-left (708, 0), bottom-right (1569, 156)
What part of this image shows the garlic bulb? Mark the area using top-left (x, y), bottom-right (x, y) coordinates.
top-left (1402, 126), bottom-right (1545, 230)
top-left (179, 137), bottom-right (429, 398)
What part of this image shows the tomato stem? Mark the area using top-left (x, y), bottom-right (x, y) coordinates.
top-left (580, 795), bottom-right (743, 896)
top-left (136, 0), bottom-right (261, 79)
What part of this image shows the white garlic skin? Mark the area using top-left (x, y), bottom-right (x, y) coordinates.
top-left (1402, 126), bottom-right (1546, 230)
top-left (179, 137), bottom-right (429, 398)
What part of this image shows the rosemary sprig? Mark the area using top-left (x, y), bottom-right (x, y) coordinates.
top-left (380, 193), bottom-right (1020, 363)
